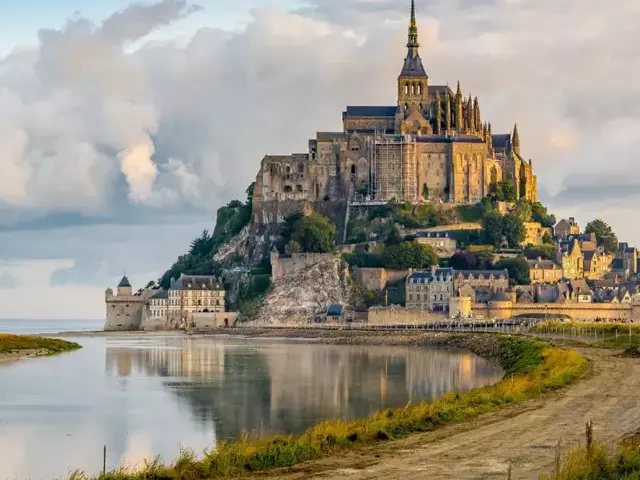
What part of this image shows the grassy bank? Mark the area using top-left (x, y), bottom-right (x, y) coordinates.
top-left (0, 334), bottom-right (81, 356)
top-left (543, 441), bottom-right (640, 479)
top-left (530, 321), bottom-right (640, 349)
top-left (72, 335), bottom-right (587, 480)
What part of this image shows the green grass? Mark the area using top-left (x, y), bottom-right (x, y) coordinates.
top-left (542, 441), bottom-right (640, 479)
top-left (530, 321), bottom-right (640, 349)
top-left (67, 336), bottom-right (587, 480)
top-left (0, 334), bottom-right (81, 355)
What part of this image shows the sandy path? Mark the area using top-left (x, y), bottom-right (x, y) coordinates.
top-left (265, 349), bottom-right (640, 480)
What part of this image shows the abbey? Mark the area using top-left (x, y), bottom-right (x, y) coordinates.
top-left (252, 0), bottom-right (537, 224)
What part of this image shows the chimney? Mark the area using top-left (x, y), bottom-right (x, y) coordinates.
top-left (569, 217), bottom-right (575, 224)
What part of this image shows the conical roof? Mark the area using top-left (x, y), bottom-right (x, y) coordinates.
top-left (118, 276), bottom-right (131, 288)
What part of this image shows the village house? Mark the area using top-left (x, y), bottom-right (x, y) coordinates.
top-left (168, 274), bottom-right (226, 314)
top-left (554, 217), bottom-right (580, 240)
top-left (527, 258), bottom-right (563, 284)
top-left (583, 249), bottom-right (613, 280)
top-left (406, 267), bottom-right (454, 311)
top-left (453, 270), bottom-right (509, 292)
top-left (558, 239), bottom-right (584, 280)
top-left (557, 279), bottom-right (593, 303)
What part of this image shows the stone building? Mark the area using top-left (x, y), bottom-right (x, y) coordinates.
top-left (104, 276), bottom-right (154, 331)
top-left (453, 270), bottom-right (509, 292)
top-left (527, 258), bottom-right (563, 284)
top-left (583, 250), bottom-right (613, 280)
top-left (168, 274), bottom-right (226, 315)
top-left (554, 217), bottom-right (580, 240)
top-left (521, 222), bottom-right (551, 246)
top-left (559, 239), bottom-right (584, 279)
top-left (414, 232), bottom-right (457, 257)
top-left (251, 0), bottom-right (537, 225)
top-left (405, 267), bottom-right (454, 311)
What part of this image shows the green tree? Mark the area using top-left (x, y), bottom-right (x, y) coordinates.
top-left (291, 213), bottom-right (337, 253)
top-left (450, 251), bottom-right (478, 270)
top-left (383, 242), bottom-right (439, 269)
top-left (584, 219), bottom-right (619, 253)
top-left (531, 201), bottom-right (556, 228)
top-left (503, 214), bottom-right (525, 247)
top-left (482, 212), bottom-right (504, 247)
top-left (523, 244), bottom-right (556, 260)
top-left (501, 182), bottom-right (517, 202)
top-left (384, 226), bottom-right (404, 246)
top-left (422, 183), bottom-right (429, 201)
top-left (495, 258), bottom-right (531, 285)
top-left (285, 240), bottom-right (302, 255)
top-left (511, 199), bottom-right (532, 222)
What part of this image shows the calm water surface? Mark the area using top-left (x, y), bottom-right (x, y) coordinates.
top-left (0, 319), bottom-right (103, 334)
top-left (0, 332), bottom-right (503, 480)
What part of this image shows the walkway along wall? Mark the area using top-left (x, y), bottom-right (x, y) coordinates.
top-left (471, 301), bottom-right (639, 321)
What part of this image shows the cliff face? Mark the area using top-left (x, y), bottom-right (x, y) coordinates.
top-left (254, 255), bottom-right (351, 324)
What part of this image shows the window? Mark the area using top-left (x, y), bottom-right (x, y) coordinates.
top-left (411, 84), bottom-right (415, 95)
top-left (296, 185), bottom-right (303, 192)
top-left (417, 84), bottom-right (422, 95)
top-left (404, 84), bottom-right (409, 95)
top-left (283, 185), bottom-right (293, 193)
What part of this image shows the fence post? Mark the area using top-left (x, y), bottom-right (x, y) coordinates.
top-left (507, 461), bottom-right (512, 480)
top-left (586, 420), bottom-right (594, 455)
top-left (103, 445), bottom-right (107, 475)
top-left (555, 439), bottom-right (561, 475)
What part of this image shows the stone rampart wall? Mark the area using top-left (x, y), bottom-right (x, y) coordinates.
top-left (104, 297), bottom-right (147, 331)
top-left (367, 307), bottom-right (446, 325)
top-left (192, 312), bottom-right (240, 330)
top-left (471, 301), bottom-right (637, 321)
top-left (271, 252), bottom-right (338, 282)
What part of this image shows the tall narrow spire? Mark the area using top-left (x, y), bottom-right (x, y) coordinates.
top-left (399, 0), bottom-right (427, 78)
top-left (408, 0), bottom-right (418, 48)
top-left (455, 82), bottom-right (463, 132)
top-left (512, 123), bottom-right (521, 155)
top-left (445, 89), bottom-right (452, 133)
top-left (434, 91), bottom-right (442, 135)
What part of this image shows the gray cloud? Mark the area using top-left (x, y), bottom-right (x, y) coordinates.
top-left (0, 0), bottom-right (640, 299)
top-left (0, 272), bottom-right (20, 289)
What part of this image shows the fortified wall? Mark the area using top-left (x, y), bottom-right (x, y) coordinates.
top-left (270, 250), bottom-right (340, 282)
top-left (471, 301), bottom-right (639, 322)
top-left (104, 287), bottom-right (154, 331)
top-left (140, 310), bottom-right (240, 331)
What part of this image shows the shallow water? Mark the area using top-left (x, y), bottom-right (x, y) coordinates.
top-left (0, 333), bottom-right (503, 479)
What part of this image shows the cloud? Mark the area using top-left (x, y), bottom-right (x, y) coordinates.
top-left (0, 272), bottom-right (20, 289)
top-left (0, 0), bottom-right (640, 317)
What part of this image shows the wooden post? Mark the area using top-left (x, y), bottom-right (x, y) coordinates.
top-left (507, 461), bottom-right (512, 480)
top-left (555, 439), bottom-right (561, 474)
top-left (586, 420), bottom-right (593, 455)
top-left (103, 445), bottom-right (107, 475)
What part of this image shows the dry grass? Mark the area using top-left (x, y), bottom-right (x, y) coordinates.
top-left (65, 336), bottom-right (587, 480)
top-left (542, 441), bottom-right (640, 479)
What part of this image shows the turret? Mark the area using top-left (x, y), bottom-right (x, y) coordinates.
top-left (105, 287), bottom-right (114, 300)
top-left (455, 82), bottom-right (463, 132)
top-left (473, 97), bottom-right (481, 132)
top-left (466, 94), bottom-right (473, 133)
top-left (117, 275), bottom-right (132, 296)
top-left (512, 123), bottom-right (521, 156)
top-left (444, 89), bottom-right (452, 133)
top-left (434, 91), bottom-right (442, 135)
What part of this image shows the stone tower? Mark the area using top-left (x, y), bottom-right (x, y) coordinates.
top-left (397, 0), bottom-right (429, 112)
top-left (117, 275), bottom-right (132, 296)
top-left (104, 276), bottom-right (151, 331)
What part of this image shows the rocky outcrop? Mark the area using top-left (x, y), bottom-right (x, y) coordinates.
top-left (253, 255), bottom-right (351, 324)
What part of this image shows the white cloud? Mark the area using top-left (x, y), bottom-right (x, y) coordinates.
top-left (1, 0), bottom-right (640, 317)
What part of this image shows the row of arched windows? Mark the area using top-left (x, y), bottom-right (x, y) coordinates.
top-left (403, 83), bottom-right (424, 96)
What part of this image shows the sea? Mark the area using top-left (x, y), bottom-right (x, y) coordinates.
top-left (0, 318), bottom-right (104, 335)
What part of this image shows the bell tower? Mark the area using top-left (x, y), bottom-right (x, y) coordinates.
top-left (397, 0), bottom-right (429, 112)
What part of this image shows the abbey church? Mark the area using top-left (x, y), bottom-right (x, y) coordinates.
top-left (252, 0), bottom-right (537, 224)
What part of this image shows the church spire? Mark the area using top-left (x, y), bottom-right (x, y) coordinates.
top-left (399, 0), bottom-right (427, 78)
top-left (408, 0), bottom-right (418, 49)
top-left (512, 123), bottom-right (521, 155)
top-left (455, 82), bottom-right (463, 132)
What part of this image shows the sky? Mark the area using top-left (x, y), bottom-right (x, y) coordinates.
top-left (0, 0), bottom-right (639, 319)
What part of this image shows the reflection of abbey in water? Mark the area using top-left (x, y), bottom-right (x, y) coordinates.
top-left (106, 338), bottom-right (502, 438)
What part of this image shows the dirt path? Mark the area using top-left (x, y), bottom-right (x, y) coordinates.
top-left (264, 348), bottom-right (640, 480)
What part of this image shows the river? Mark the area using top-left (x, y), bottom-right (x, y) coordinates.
top-left (0, 326), bottom-right (503, 480)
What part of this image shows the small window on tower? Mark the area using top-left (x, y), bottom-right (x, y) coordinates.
top-left (417, 84), bottom-right (422, 95)
top-left (404, 84), bottom-right (409, 95)
top-left (411, 84), bottom-right (415, 95)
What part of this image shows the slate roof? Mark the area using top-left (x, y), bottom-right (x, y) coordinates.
top-left (118, 276), bottom-right (131, 288)
top-left (408, 268), bottom-right (454, 283)
top-left (428, 85), bottom-right (454, 96)
top-left (343, 106), bottom-right (398, 117)
top-left (455, 269), bottom-right (509, 279)
top-left (527, 259), bottom-right (560, 270)
top-left (570, 279), bottom-right (592, 295)
top-left (399, 54), bottom-right (427, 77)
top-left (611, 258), bottom-right (625, 270)
top-left (492, 134), bottom-right (511, 149)
top-left (151, 289), bottom-right (168, 299)
top-left (170, 274), bottom-right (223, 291)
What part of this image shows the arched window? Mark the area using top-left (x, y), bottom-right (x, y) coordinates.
top-left (298, 164), bottom-right (304, 173)
top-left (404, 84), bottom-right (409, 95)
top-left (283, 185), bottom-right (292, 193)
top-left (417, 84), bottom-right (422, 95)
top-left (411, 84), bottom-right (415, 95)
top-left (285, 166), bottom-right (291, 174)
top-left (351, 165), bottom-right (356, 175)
top-left (490, 166), bottom-right (498, 184)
